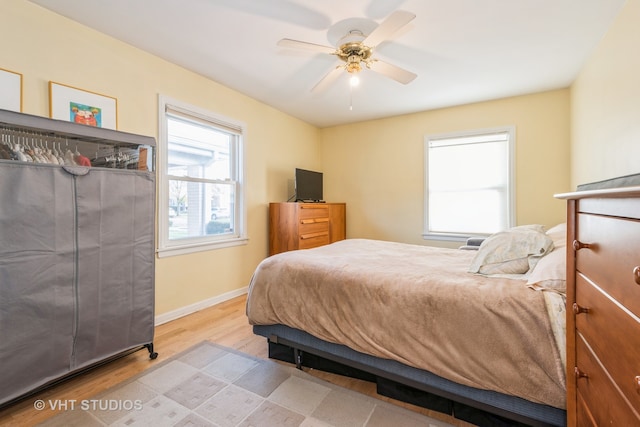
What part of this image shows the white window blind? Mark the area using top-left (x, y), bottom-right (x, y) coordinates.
top-left (424, 127), bottom-right (514, 240)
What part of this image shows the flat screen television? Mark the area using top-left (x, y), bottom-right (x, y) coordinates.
top-left (295, 168), bottom-right (323, 202)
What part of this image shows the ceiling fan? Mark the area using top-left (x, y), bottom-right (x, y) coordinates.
top-left (278, 10), bottom-right (417, 93)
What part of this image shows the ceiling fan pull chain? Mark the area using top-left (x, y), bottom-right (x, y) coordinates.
top-left (349, 84), bottom-right (354, 111)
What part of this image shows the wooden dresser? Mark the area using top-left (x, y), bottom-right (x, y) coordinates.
top-left (269, 202), bottom-right (346, 256)
top-left (556, 186), bottom-right (640, 426)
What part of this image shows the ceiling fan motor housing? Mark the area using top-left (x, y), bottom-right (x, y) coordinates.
top-left (337, 34), bottom-right (373, 73)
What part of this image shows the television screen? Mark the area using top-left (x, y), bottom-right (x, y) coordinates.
top-left (295, 168), bottom-right (323, 202)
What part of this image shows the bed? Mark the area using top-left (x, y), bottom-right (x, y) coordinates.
top-left (246, 225), bottom-right (567, 426)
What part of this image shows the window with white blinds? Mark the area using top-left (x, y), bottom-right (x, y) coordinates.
top-left (424, 127), bottom-right (515, 240)
top-left (157, 95), bottom-right (246, 257)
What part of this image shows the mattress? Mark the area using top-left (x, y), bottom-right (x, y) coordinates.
top-left (246, 238), bottom-right (566, 409)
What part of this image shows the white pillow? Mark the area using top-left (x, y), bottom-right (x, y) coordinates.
top-left (545, 223), bottom-right (567, 248)
top-left (469, 225), bottom-right (554, 275)
top-left (526, 248), bottom-right (566, 294)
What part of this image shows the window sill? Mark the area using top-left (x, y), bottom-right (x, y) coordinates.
top-left (422, 232), bottom-right (488, 243)
top-left (157, 237), bottom-right (248, 258)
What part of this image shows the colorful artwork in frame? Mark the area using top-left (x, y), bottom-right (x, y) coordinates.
top-left (49, 82), bottom-right (117, 129)
top-left (70, 102), bottom-right (102, 127)
top-left (0, 68), bottom-right (23, 112)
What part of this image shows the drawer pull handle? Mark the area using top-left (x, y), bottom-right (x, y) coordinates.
top-left (300, 205), bottom-right (328, 209)
top-left (574, 367), bottom-right (588, 380)
top-left (300, 218), bottom-right (329, 224)
top-left (634, 266), bottom-right (640, 285)
top-left (635, 376), bottom-right (640, 394)
top-left (572, 240), bottom-right (591, 251)
top-left (572, 303), bottom-right (589, 315)
top-left (300, 231), bottom-right (328, 240)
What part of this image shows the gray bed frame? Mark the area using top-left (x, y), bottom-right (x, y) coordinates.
top-left (254, 324), bottom-right (566, 427)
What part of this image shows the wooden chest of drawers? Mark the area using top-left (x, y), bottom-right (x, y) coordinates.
top-left (557, 187), bottom-right (640, 426)
top-left (268, 202), bottom-right (346, 256)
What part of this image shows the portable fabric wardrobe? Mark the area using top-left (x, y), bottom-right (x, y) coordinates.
top-left (0, 109), bottom-right (157, 407)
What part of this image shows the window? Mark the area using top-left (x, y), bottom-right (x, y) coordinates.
top-left (158, 96), bottom-right (246, 257)
top-left (424, 127), bottom-right (515, 241)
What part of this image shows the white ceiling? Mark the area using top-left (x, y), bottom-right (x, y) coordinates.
top-left (29, 0), bottom-right (625, 128)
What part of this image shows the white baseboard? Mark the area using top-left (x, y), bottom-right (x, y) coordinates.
top-left (154, 287), bottom-right (248, 326)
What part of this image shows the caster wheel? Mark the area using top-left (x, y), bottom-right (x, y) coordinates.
top-left (150, 352), bottom-right (158, 360)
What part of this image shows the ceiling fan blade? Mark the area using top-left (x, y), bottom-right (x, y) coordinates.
top-left (369, 60), bottom-right (416, 84)
top-left (363, 10), bottom-right (415, 47)
top-left (311, 66), bottom-right (344, 93)
top-left (277, 38), bottom-right (336, 54)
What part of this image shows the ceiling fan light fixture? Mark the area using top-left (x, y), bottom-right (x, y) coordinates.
top-left (346, 55), bottom-right (363, 74)
top-left (349, 74), bottom-right (360, 87)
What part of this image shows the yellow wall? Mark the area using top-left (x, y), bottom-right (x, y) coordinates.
top-left (5, 0), bottom-right (605, 316)
top-left (2, 0), bottom-right (321, 316)
top-left (320, 90), bottom-right (571, 247)
top-left (570, 0), bottom-right (640, 188)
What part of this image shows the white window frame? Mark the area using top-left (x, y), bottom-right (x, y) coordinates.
top-left (157, 95), bottom-right (247, 257)
top-left (423, 126), bottom-right (515, 242)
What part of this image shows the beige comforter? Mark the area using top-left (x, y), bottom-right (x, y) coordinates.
top-left (246, 239), bottom-right (566, 409)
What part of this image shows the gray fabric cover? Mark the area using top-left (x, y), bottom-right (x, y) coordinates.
top-left (0, 161), bottom-right (155, 405)
top-left (577, 172), bottom-right (640, 191)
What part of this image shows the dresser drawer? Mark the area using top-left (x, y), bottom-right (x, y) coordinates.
top-left (299, 218), bottom-right (329, 236)
top-left (575, 333), bottom-right (640, 426)
top-left (576, 394), bottom-right (597, 427)
top-left (579, 196), bottom-right (640, 220)
top-left (299, 204), bottom-right (329, 220)
top-left (298, 232), bottom-right (330, 249)
top-left (575, 213), bottom-right (640, 317)
top-left (575, 275), bottom-right (640, 413)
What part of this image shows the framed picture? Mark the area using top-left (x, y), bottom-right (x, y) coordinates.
top-left (49, 81), bottom-right (118, 129)
top-left (0, 68), bottom-right (23, 112)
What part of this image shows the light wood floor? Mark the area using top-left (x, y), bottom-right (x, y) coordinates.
top-left (0, 294), bottom-right (472, 427)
